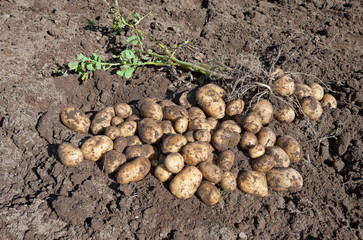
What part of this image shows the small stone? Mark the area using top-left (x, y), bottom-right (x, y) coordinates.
top-left (238, 232), bottom-right (247, 239)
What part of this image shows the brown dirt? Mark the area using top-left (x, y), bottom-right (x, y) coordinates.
top-left (1, 0), bottom-right (362, 239)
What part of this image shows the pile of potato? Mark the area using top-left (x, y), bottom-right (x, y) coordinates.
top-left (58, 70), bottom-right (337, 206)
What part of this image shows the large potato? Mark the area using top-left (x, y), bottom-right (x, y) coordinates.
top-left (240, 132), bottom-right (258, 151)
top-left (58, 143), bottom-right (84, 167)
top-left (81, 135), bottom-right (113, 161)
top-left (161, 134), bottom-right (188, 154)
top-left (179, 89), bottom-right (197, 108)
top-left (251, 99), bottom-right (273, 125)
top-left (115, 103), bottom-right (132, 118)
top-left (267, 168), bottom-right (303, 192)
top-left (154, 164), bottom-right (173, 182)
top-left (294, 83), bottom-right (312, 101)
top-left (181, 142), bottom-right (213, 165)
top-left (257, 127), bottom-right (276, 147)
top-left (124, 144), bottom-right (157, 160)
top-left (60, 107), bottom-right (91, 134)
top-left (241, 112), bottom-right (262, 134)
top-left (237, 170), bottom-right (268, 197)
top-left (138, 118), bottom-right (163, 144)
top-left (196, 85), bottom-right (225, 119)
top-left (219, 120), bottom-right (241, 133)
top-left (220, 171), bottom-right (237, 191)
top-left (188, 117), bottom-right (211, 131)
top-left (251, 155), bottom-right (275, 172)
top-left (217, 150), bottom-right (234, 171)
top-left (188, 107), bottom-right (206, 119)
top-left (164, 152), bottom-right (184, 174)
top-left (196, 181), bottom-right (221, 206)
top-left (139, 101), bottom-right (163, 121)
top-left (163, 105), bottom-right (189, 121)
top-left (198, 161), bottom-right (223, 184)
top-left (225, 99), bottom-right (245, 117)
top-left (276, 135), bottom-right (302, 163)
top-left (118, 121), bottom-right (137, 137)
top-left (301, 96), bottom-right (323, 120)
top-left (169, 166), bottom-right (203, 199)
top-left (211, 128), bottom-right (240, 151)
top-left (103, 150), bottom-right (126, 174)
top-left (91, 106), bottom-right (115, 135)
top-left (116, 156), bottom-right (151, 184)
top-left (265, 146), bottom-right (290, 168)
top-left (274, 75), bottom-right (295, 96)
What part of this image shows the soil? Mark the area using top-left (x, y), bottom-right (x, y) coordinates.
top-left (1, 0), bottom-right (362, 239)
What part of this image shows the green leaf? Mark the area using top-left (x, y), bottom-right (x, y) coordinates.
top-left (126, 35), bottom-right (138, 42)
top-left (132, 40), bottom-right (138, 45)
top-left (81, 72), bottom-right (88, 81)
top-left (123, 49), bottom-right (135, 60)
top-left (134, 12), bottom-right (141, 20)
top-left (78, 54), bottom-right (89, 61)
top-left (86, 63), bottom-right (95, 71)
top-left (68, 62), bottom-right (79, 70)
top-left (124, 67), bottom-right (135, 79)
top-left (95, 62), bottom-right (102, 70)
top-left (116, 69), bottom-right (126, 77)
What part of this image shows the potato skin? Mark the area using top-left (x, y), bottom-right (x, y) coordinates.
top-left (105, 126), bottom-right (121, 140)
top-left (194, 129), bottom-right (211, 142)
top-left (206, 117), bottom-right (219, 130)
top-left (181, 142), bottom-right (213, 165)
top-left (274, 75), bottom-right (295, 96)
top-left (138, 118), bottom-right (163, 144)
top-left (196, 180), bottom-right (221, 206)
top-left (188, 117), bottom-right (211, 131)
top-left (274, 106), bottom-right (295, 123)
top-left (198, 161), bottom-right (223, 184)
top-left (179, 90), bottom-right (197, 108)
top-left (124, 144), bottom-right (156, 160)
top-left (266, 146), bottom-right (290, 168)
top-left (188, 107), bottom-right (206, 119)
top-left (60, 107), bottom-right (91, 134)
top-left (174, 116), bottom-right (189, 134)
top-left (139, 101), bottom-right (163, 121)
top-left (242, 112), bottom-right (262, 134)
top-left (219, 120), bottom-right (241, 133)
top-left (251, 99), bottom-right (273, 125)
top-left (115, 103), bottom-right (133, 118)
top-left (211, 128), bottom-right (240, 151)
top-left (301, 96), bottom-right (323, 120)
top-left (249, 144), bottom-right (265, 159)
top-left (204, 83), bottom-right (226, 98)
top-left (118, 121), bottom-right (138, 137)
top-left (309, 83), bottom-right (324, 101)
top-left (158, 99), bottom-right (176, 108)
top-left (225, 99), bottom-right (245, 117)
top-left (220, 171), bottom-right (237, 191)
top-left (237, 170), bottom-right (268, 197)
top-left (240, 132), bottom-right (258, 151)
top-left (160, 120), bottom-right (177, 135)
top-left (58, 143), bottom-right (84, 167)
top-left (81, 135), bottom-right (113, 161)
top-left (113, 136), bottom-right (128, 153)
top-left (116, 156), bottom-right (151, 184)
top-left (91, 106), bottom-right (115, 135)
top-left (321, 94), bottom-right (337, 109)
top-left (276, 135), bottom-right (302, 163)
top-left (164, 152), bottom-right (184, 174)
top-left (111, 116), bottom-right (124, 126)
top-left (183, 131), bottom-right (195, 143)
top-left (294, 83), bottom-right (312, 101)
top-left (103, 150), bottom-right (126, 174)
top-left (257, 127), bottom-right (276, 147)
top-left (163, 105), bottom-right (189, 121)
top-left (196, 85), bottom-right (226, 119)
top-left (251, 155), bottom-right (275, 172)
top-left (161, 134), bottom-right (188, 154)
top-left (169, 166), bottom-right (203, 199)
top-left (154, 164), bottom-right (173, 182)
top-left (126, 135), bottom-right (142, 146)
top-left (217, 150), bottom-right (234, 171)
top-left (267, 168), bottom-right (303, 192)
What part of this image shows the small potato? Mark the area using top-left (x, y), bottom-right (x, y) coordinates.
top-left (220, 171), bottom-right (237, 191)
top-left (240, 132), bottom-right (258, 151)
top-left (276, 135), bottom-right (302, 163)
top-left (188, 117), bottom-right (211, 131)
top-left (309, 83), bottom-right (324, 101)
top-left (114, 136), bottom-right (128, 153)
top-left (115, 103), bottom-right (132, 118)
top-left (174, 116), bottom-right (188, 134)
top-left (196, 85), bottom-right (226, 119)
top-left (91, 106), bottom-right (115, 135)
top-left (138, 118), bottom-right (163, 144)
top-left (111, 116), bottom-right (124, 126)
top-left (163, 105), bottom-right (189, 121)
top-left (160, 120), bottom-right (177, 135)
top-left (58, 143), bottom-right (84, 167)
top-left (225, 99), bottom-right (245, 117)
top-left (154, 164), bottom-right (173, 182)
top-left (267, 168), bottom-right (303, 192)
top-left (105, 126), bottom-right (121, 140)
top-left (126, 135), bottom-right (142, 146)
top-left (151, 159), bottom-right (159, 168)
top-left (204, 83), bottom-right (226, 98)
top-left (181, 141), bottom-right (214, 165)
top-left (274, 106), bottom-right (295, 123)
top-left (241, 112), bottom-right (262, 134)
top-left (237, 170), bottom-right (268, 197)
top-left (118, 121), bottom-right (138, 137)
top-left (179, 89), bottom-right (197, 108)
top-left (321, 94), bottom-right (337, 109)
top-left (81, 136), bottom-right (113, 161)
top-left (198, 161), bottom-right (223, 183)
top-left (270, 68), bottom-right (284, 79)
top-left (103, 150), bottom-right (126, 174)
top-left (249, 144), bottom-right (265, 159)
top-left (294, 83), bottom-right (312, 101)
top-left (196, 180), bottom-right (221, 206)
top-left (301, 96), bottom-right (323, 120)
top-left (60, 107), bottom-right (91, 133)
top-left (158, 99), bottom-right (176, 108)
top-left (116, 156), bottom-right (151, 184)
top-left (188, 107), bottom-right (206, 119)
top-left (251, 155), bottom-right (275, 172)
top-left (211, 128), bottom-right (241, 151)
top-left (164, 152), bottom-right (184, 174)
top-left (161, 134), bottom-right (188, 154)
top-left (217, 150), bottom-right (234, 171)
top-left (194, 129), bottom-right (211, 142)
top-left (265, 146), bottom-right (290, 168)
top-left (124, 144), bottom-right (156, 160)
top-left (251, 99), bottom-right (274, 125)
top-left (169, 166), bottom-right (203, 199)
top-left (219, 120), bottom-right (242, 134)
top-left (257, 127), bottom-right (276, 147)
top-left (139, 101), bottom-right (163, 122)
top-left (183, 131), bottom-right (195, 143)
top-left (207, 117), bottom-right (219, 130)
top-left (274, 75), bottom-right (295, 96)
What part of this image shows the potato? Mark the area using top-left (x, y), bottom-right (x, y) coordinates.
top-left (249, 144), bottom-right (265, 159)
top-left (267, 168), bottom-right (303, 192)
top-left (211, 128), bottom-right (241, 151)
top-left (276, 135), bottom-right (302, 163)
top-left (115, 103), bottom-right (132, 118)
top-left (154, 164), bottom-right (173, 182)
top-left (163, 105), bottom-right (189, 121)
top-left (225, 99), bottom-right (245, 117)
top-left (118, 121), bottom-right (138, 137)
top-left (105, 126), bottom-right (121, 140)
top-left (198, 161), bottom-right (223, 183)
top-left (257, 127), bottom-right (276, 147)
top-left (270, 68), bottom-right (284, 79)
top-left (174, 116), bottom-right (188, 134)
top-left (124, 144), bottom-right (156, 160)
top-left (103, 150), bottom-right (126, 174)
top-left (179, 89), bottom-right (197, 108)
top-left (58, 143), bottom-right (84, 167)
top-left (309, 83), bottom-right (324, 101)
top-left (196, 180), bottom-right (221, 206)
top-left (164, 152), bottom-right (184, 174)
top-left (81, 135), bottom-right (113, 161)
top-left (219, 120), bottom-right (241, 133)
top-left (151, 159), bottom-right (159, 168)
top-left (137, 97), bottom-right (158, 110)
top-left (138, 118), bottom-right (163, 144)
top-left (237, 170), bottom-right (268, 197)
top-left (207, 117), bottom-right (219, 130)
top-left (138, 101), bottom-right (163, 122)
top-left (126, 135), bottom-right (142, 146)
top-left (181, 141), bottom-right (213, 165)
top-left (294, 83), bottom-right (312, 101)
top-left (183, 131), bottom-right (195, 143)
top-left (126, 114), bottom-right (141, 122)
top-left (91, 106), bottom-right (115, 135)
top-left (251, 155), bottom-right (275, 172)
top-left (161, 134), bottom-right (188, 154)
top-left (265, 146), bottom-right (290, 168)
top-left (160, 120), bottom-right (177, 135)
top-left (116, 156), bottom-right (151, 184)
top-left (274, 75), bottom-right (295, 96)
top-left (188, 107), bottom-right (206, 119)
top-left (60, 107), bottom-right (91, 133)
top-left (204, 83), bottom-right (226, 98)
top-left (301, 96), bottom-right (323, 120)
top-left (251, 99), bottom-right (273, 125)
top-left (217, 150), bottom-right (234, 171)
top-left (321, 94), bottom-right (337, 109)
top-left (220, 171), bottom-right (237, 191)
top-left (241, 112), bottom-right (262, 134)
top-left (194, 129), bottom-right (211, 142)
top-left (196, 85), bottom-right (225, 119)
top-left (158, 99), bottom-right (176, 108)
top-left (169, 166), bottom-right (203, 199)
top-left (274, 106), bottom-right (295, 123)
top-left (188, 117), bottom-right (211, 131)
top-left (239, 132), bottom-right (258, 151)
top-left (111, 116), bottom-right (124, 126)
top-left (114, 136), bottom-right (128, 152)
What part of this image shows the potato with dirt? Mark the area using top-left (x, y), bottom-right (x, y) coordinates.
top-left (240, 132), bottom-right (258, 151)
top-left (174, 116), bottom-right (188, 134)
top-left (198, 161), bottom-right (223, 184)
top-left (126, 135), bottom-right (142, 146)
top-left (294, 83), bottom-right (312, 101)
top-left (115, 103), bottom-right (133, 118)
top-left (248, 144), bottom-right (265, 159)
top-left (301, 96), bottom-right (323, 120)
top-left (211, 128), bottom-right (240, 151)
top-left (154, 164), bottom-right (173, 182)
top-left (164, 152), bottom-right (184, 174)
top-left (116, 156), bottom-right (151, 184)
top-left (118, 120), bottom-right (138, 137)
top-left (161, 134), bottom-right (188, 154)
top-left (220, 171), bottom-right (237, 191)
top-left (103, 150), bottom-right (127, 174)
top-left (237, 170), bottom-right (268, 197)
top-left (276, 135), bottom-right (302, 163)
top-left (169, 166), bottom-right (203, 199)
top-left (81, 135), bottom-right (113, 161)
top-left (265, 146), bottom-right (290, 168)
top-left (181, 141), bottom-right (214, 165)
top-left (139, 101), bottom-right (163, 121)
top-left (309, 83), bottom-right (324, 101)
top-left (163, 105), bottom-right (189, 121)
top-left (160, 120), bottom-right (177, 135)
top-left (321, 94), bottom-right (337, 109)
top-left (91, 106), bottom-right (115, 135)
top-left (138, 118), bottom-right (163, 144)
top-left (251, 155), bottom-right (275, 172)
top-left (158, 99), bottom-right (176, 108)
top-left (113, 136), bottom-right (128, 153)
top-left (251, 99), bottom-right (274, 125)
top-left (58, 143), bottom-right (84, 167)
top-left (124, 144), bottom-right (158, 160)
top-left (219, 120), bottom-right (242, 133)
top-left (188, 106), bottom-right (206, 119)
top-left (196, 85), bottom-right (226, 119)
top-left (274, 75), bottom-right (295, 96)
top-left (257, 127), bottom-right (276, 147)
top-left (188, 117), bottom-right (211, 131)
top-left (241, 112), bottom-right (262, 134)
top-left (179, 89), bottom-right (197, 108)
top-left (60, 107), bottom-right (91, 134)
top-left (267, 168), bottom-right (303, 192)
top-left (274, 105), bottom-right (295, 123)
top-left (204, 83), bottom-right (226, 98)
top-left (196, 180), bottom-right (221, 206)
top-left (105, 126), bottom-right (121, 140)
top-left (225, 99), bottom-right (245, 117)
top-left (194, 129), bottom-right (211, 142)
top-left (217, 150), bottom-right (234, 171)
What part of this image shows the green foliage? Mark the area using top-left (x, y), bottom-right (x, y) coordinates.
top-left (218, 187), bottom-right (228, 205)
